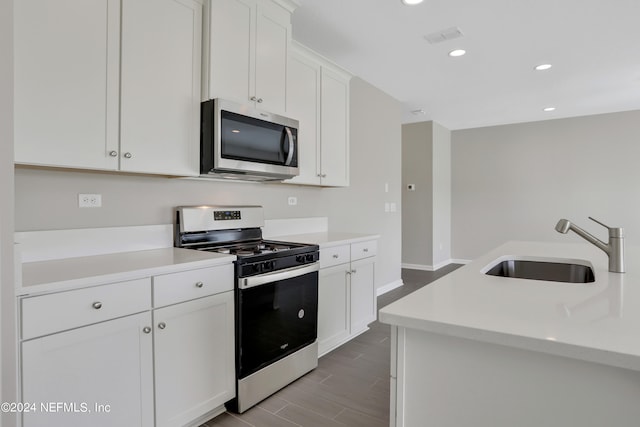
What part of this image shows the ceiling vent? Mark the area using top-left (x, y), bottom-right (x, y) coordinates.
top-left (424, 27), bottom-right (464, 44)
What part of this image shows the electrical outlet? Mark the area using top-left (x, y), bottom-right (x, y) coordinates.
top-left (78, 193), bottom-right (102, 208)
top-left (288, 196), bottom-right (297, 206)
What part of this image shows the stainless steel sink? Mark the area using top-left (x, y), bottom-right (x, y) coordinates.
top-left (484, 259), bottom-right (595, 283)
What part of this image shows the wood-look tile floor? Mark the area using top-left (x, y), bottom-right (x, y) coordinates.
top-left (202, 266), bottom-right (462, 427)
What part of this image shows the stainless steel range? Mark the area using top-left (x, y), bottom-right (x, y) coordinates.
top-left (174, 205), bottom-right (319, 413)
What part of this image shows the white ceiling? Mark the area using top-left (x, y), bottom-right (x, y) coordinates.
top-left (291, 0), bottom-right (640, 130)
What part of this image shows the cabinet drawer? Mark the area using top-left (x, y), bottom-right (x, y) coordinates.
top-left (351, 240), bottom-right (377, 261)
top-left (153, 264), bottom-right (234, 308)
top-left (21, 278), bottom-right (151, 340)
top-left (320, 244), bottom-right (351, 269)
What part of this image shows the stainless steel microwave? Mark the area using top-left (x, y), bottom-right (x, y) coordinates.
top-left (200, 99), bottom-right (299, 181)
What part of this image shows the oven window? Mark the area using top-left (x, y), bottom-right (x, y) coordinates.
top-left (221, 111), bottom-right (297, 166)
top-left (237, 271), bottom-right (318, 378)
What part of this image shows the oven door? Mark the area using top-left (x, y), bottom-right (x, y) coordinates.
top-left (237, 263), bottom-right (319, 379)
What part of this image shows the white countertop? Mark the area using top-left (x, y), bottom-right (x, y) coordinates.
top-left (379, 241), bottom-right (640, 371)
top-left (18, 248), bottom-right (235, 296)
top-left (270, 232), bottom-right (380, 248)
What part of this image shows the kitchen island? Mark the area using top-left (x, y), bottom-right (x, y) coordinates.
top-left (379, 241), bottom-right (640, 427)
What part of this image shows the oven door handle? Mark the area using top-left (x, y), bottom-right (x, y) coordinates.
top-left (240, 263), bottom-right (319, 289)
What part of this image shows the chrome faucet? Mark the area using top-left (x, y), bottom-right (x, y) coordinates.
top-left (555, 217), bottom-right (625, 273)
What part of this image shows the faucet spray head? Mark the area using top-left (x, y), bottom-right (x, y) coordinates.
top-left (555, 219), bottom-right (571, 234)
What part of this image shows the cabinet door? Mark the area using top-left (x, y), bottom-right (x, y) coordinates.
top-left (318, 264), bottom-right (350, 356)
top-left (14, 0), bottom-right (120, 170)
top-left (119, 0), bottom-right (202, 176)
top-left (350, 257), bottom-right (376, 335)
top-left (154, 292), bottom-right (235, 427)
top-left (21, 312), bottom-right (154, 427)
top-left (285, 51), bottom-right (321, 185)
top-left (254, 0), bottom-right (290, 113)
top-left (206, 0), bottom-right (255, 103)
top-left (320, 67), bottom-right (350, 187)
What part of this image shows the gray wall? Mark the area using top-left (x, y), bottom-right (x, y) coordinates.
top-left (451, 110), bottom-right (640, 260)
top-left (402, 122), bottom-right (433, 265)
top-left (329, 78), bottom-right (402, 289)
top-left (1, 0), bottom-right (17, 423)
top-left (431, 122), bottom-right (451, 266)
top-left (14, 77), bottom-right (403, 291)
top-left (401, 121), bottom-right (451, 269)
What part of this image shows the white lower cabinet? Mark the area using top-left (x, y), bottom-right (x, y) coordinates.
top-left (349, 257), bottom-right (376, 335)
top-left (21, 312), bottom-right (154, 427)
top-left (19, 263), bottom-right (235, 427)
top-left (317, 240), bottom-right (377, 356)
top-left (318, 265), bottom-right (350, 354)
top-left (153, 292), bottom-right (235, 427)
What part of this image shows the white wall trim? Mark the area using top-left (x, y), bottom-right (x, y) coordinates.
top-left (402, 259), bottom-right (471, 272)
top-left (15, 224), bottom-right (174, 263)
top-left (377, 279), bottom-right (404, 296)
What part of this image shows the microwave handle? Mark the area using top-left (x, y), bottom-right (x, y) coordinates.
top-left (284, 127), bottom-right (295, 166)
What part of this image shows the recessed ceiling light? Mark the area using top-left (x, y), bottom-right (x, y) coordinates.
top-left (543, 107), bottom-right (556, 112)
top-left (535, 64), bottom-right (552, 71)
top-left (449, 49), bottom-right (466, 57)
top-left (401, 0), bottom-right (424, 5)
top-left (411, 109), bottom-right (426, 115)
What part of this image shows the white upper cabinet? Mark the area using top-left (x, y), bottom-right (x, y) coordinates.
top-left (14, 0), bottom-right (202, 176)
top-left (204, 0), bottom-right (296, 114)
top-left (320, 67), bottom-right (350, 187)
top-left (14, 0), bottom-right (121, 170)
top-left (285, 42), bottom-right (351, 187)
top-left (119, 0), bottom-right (202, 175)
top-left (286, 51), bottom-right (321, 185)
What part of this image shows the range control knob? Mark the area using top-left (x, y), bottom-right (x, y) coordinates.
top-left (262, 261), bottom-right (274, 271)
top-left (305, 254), bottom-right (315, 262)
top-left (296, 255), bottom-right (306, 263)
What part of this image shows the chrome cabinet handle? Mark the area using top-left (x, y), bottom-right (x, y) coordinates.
top-left (108, 150), bottom-right (118, 157)
top-left (351, 269), bottom-right (357, 274)
top-left (123, 152), bottom-right (132, 159)
top-left (92, 302), bottom-right (102, 309)
top-left (321, 174), bottom-right (327, 178)
top-left (250, 96), bottom-right (257, 101)
top-left (195, 281), bottom-right (204, 288)
top-left (332, 254), bottom-right (339, 259)
top-left (257, 98), bottom-right (263, 103)
top-left (143, 326), bottom-right (151, 334)
top-left (363, 248), bottom-right (369, 253)
top-left (284, 127), bottom-right (294, 166)
top-left (158, 322), bottom-right (166, 330)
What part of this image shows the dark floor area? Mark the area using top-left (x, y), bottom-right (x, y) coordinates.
top-left (202, 266), bottom-right (462, 427)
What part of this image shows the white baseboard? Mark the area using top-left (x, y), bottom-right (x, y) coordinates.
top-left (376, 279), bottom-right (404, 296)
top-left (401, 263), bottom-right (435, 271)
top-left (402, 258), bottom-right (471, 272)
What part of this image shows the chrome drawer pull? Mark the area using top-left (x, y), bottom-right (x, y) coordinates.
top-left (158, 322), bottom-right (166, 330)
top-left (143, 326), bottom-right (152, 334)
top-left (195, 281), bottom-right (204, 288)
top-left (92, 302), bottom-right (103, 310)
top-left (332, 254), bottom-right (339, 259)
top-left (363, 248), bottom-right (369, 252)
